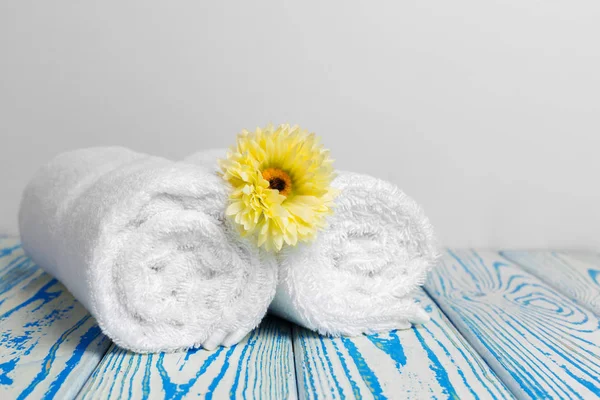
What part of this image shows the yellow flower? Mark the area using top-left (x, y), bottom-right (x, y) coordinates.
top-left (219, 124), bottom-right (336, 252)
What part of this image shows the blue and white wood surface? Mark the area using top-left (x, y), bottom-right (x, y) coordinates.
top-left (293, 289), bottom-right (513, 399)
top-left (424, 249), bottom-right (600, 399)
top-left (500, 250), bottom-right (600, 316)
top-left (0, 237), bottom-right (110, 399)
top-left (77, 316), bottom-right (296, 399)
top-left (2, 237), bottom-right (600, 399)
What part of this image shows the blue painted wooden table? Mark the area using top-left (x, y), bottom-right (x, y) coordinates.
top-left (1, 236), bottom-right (599, 399)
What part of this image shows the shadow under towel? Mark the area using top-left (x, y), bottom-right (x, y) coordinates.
top-left (19, 147), bottom-right (277, 353)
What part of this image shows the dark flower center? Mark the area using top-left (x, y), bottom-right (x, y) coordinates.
top-left (269, 177), bottom-right (287, 192)
top-left (262, 167), bottom-right (292, 197)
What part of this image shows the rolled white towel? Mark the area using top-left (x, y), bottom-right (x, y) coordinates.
top-left (19, 147), bottom-right (277, 353)
top-left (185, 149), bottom-right (438, 336)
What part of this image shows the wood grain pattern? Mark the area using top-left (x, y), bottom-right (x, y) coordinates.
top-left (500, 250), bottom-right (600, 316)
top-left (293, 289), bottom-right (513, 399)
top-left (4, 232), bottom-right (599, 399)
top-left (0, 237), bottom-right (111, 399)
top-left (425, 249), bottom-right (600, 399)
top-left (77, 316), bottom-right (296, 399)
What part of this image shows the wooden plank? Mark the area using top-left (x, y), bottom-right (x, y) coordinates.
top-left (0, 237), bottom-right (111, 399)
top-left (500, 250), bottom-right (600, 316)
top-left (293, 289), bottom-right (513, 399)
top-left (77, 316), bottom-right (297, 399)
top-left (424, 249), bottom-right (600, 399)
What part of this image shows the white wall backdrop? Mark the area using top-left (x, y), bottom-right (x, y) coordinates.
top-left (1, 1), bottom-right (599, 248)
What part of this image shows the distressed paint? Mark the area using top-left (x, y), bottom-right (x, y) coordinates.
top-left (293, 289), bottom-right (513, 399)
top-left (425, 249), bottom-right (600, 399)
top-left (0, 237), bottom-right (110, 399)
top-left (77, 316), bottom-right (297, 399)
top-left (3, 233), bottom-right (599, 399)
top-left (501, 250), bottom-right (600, 316)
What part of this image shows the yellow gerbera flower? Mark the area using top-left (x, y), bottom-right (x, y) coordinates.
top-left (219, 124), bottom-right (336, 252)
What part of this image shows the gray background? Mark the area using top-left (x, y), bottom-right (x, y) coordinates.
top-left (1, 1), bottom-right (599, 248)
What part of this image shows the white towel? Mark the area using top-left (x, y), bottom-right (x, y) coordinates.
top-left (185, 149), bottom-right (438, 336)
top-left (19, 147), bottom-right (277, 353)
